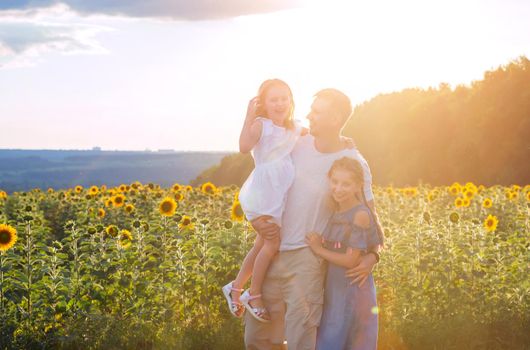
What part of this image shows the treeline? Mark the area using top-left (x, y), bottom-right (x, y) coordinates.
top-left (192, 56), bottom-right (530, 187)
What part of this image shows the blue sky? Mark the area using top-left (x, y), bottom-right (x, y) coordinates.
top-left (1, 0), bottom-right (529, 151)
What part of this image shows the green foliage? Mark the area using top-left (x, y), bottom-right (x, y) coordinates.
top-left (346, 56), bottom-right (530, 186)
top-left (0, 182), bottom-right (528, 349)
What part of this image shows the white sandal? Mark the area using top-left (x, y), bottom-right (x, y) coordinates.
top-left (240, 290), bottom-right (270, 323)
top-left (222, 282), bottom-right (245, 318)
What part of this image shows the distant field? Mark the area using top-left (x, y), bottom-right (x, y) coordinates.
top-left (0, 150), bottom-right (232, 192)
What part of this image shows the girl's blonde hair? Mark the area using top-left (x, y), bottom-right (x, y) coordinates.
top-left (255, 79), bottom-right (295, 130)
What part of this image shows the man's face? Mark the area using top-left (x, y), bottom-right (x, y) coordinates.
top-left (306, 97), bottom-right (337, 136)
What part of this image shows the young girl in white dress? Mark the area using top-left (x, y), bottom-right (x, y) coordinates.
top-left (222, 79), bottom-right (303, 322)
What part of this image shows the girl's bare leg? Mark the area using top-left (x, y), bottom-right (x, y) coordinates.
top-left (232, 235), bottom-right (265, 302)
top-left (248, 236), bottom-right (280, 310)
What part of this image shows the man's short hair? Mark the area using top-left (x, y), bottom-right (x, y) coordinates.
top-left (314, 88), bottom-right (353, 126)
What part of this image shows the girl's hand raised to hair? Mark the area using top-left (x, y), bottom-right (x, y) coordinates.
top-left (245, 96), bottom-right (260, 121)
top-left (305, 232), bottom-right (323, 252)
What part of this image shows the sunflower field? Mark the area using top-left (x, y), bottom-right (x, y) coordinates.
top-left (0, 182), bottom-right (528, 349)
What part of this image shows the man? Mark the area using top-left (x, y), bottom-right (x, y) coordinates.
top-left (244, 88), bottom-right (383, 350)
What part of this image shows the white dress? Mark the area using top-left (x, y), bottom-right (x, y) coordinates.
top-left (238, 117), bottom-right (302, 226)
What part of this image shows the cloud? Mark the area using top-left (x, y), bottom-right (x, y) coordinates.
top-left (0, 4), bottom-right (111, 68)
top-left (0, 0), bottom-right (304, 20)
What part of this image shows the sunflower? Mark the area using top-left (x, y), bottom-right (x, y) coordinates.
top-left (159, 197), bottom-right (177, 216)
top-left (462, 198), bottom-right (471, 207)
top-left (454, 198), bottom-right (464, 208)
top-left (449, 212), bottom-right (460, 224)
top-left (464, 190), bottom-right (474, 199)
top-left (89, 186), bottom-right (99, 196)
top-left (403, 187), bottom-right (418, 197)
top-left (509, 191), bottom-right (518, 200)
top-left (427, 191), bottom-right (437, 202)
top-left (0, 224), bottom-right (17, 251)
top-left (131, 181), bottom-right (142, 190)
top-left (119, 229), bottom-right (133, 248)
top-left (105, 225), bottom-right (119, 237)
top-left (179, 215), bottom-right (195, 230)
top-left (185, 185), bottom-right (193, 192)
top-left (231, 200), bottom-right (245, 222)
top-left (526, 191), bottom-right (530, 202)
top-left (125, 204), bottom-right (135, 214)
top-left (97, 208), bottom-right (106, 218)
top-left (478, 185), bottom-right (485, 192)
top-left (75, 185), bottom-right (83, 193)
top-left (0, 190), bottom-right (7, 200)
top-left (484, 214), bottom-right (498, 232)
top-left (104, 198), bottom-right (113, 207)
top-left (201, 182), bottom-right (217, 195)
top-left (464, 182), bottom-right (478, 194)
top-left (449, 182), bottom-right (461, 196)
top-left (119, 184), bottom-right (127, 192)
top-left (112, 194), bottom-right (126, 208)
top-left (174, 192), bottom-right (184, 201)
top-left (100, 185), bottom-right (107, 192)
top-left (47, 188), bottom-right (54, 194)
top-left (482, 198), bottom-right (493, 208)
top-left (511, 184), bottom-right (521, 192)
top-left (172, 183), bottom-right (183, 192)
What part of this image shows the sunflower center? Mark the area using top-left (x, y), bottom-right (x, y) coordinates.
top-left (161, 202), bottom-right (173, 212)
top-left (0, 230), bottom-right (11, 244)
top-left (235, 205), bottom-right (244, 217)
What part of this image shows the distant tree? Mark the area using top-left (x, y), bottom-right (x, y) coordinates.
top-left (190, 153), bottom-right (254, 187)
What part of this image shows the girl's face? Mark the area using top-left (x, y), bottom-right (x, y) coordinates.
top-left (262, 84), bottom-right (292, 124)
top-left (329, 168), bottom-right (360, 204)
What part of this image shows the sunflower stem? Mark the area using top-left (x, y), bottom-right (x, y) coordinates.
top-left (25, 222), bottom-right (33, 328)
top-left (0, 252), bottom-right (4, 314)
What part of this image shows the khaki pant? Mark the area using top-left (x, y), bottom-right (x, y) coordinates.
top-left (244, 247), bottom-right (326, 350)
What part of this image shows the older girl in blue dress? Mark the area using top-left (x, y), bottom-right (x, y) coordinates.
top-left (306, 156), bottom-right (383, 350)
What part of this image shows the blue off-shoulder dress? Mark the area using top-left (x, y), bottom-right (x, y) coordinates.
top-left (316, 204), bottom-right (382, 350)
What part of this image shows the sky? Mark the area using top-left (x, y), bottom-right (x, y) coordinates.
top-left (1, 0), bottom-right (529, 151)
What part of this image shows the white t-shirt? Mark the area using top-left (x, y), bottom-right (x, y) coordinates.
top-left (280, 134), bottom-right (374, 251)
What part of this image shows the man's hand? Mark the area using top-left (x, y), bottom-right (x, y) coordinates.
top-left (250, 215), bottom-right (280, 240)
top-left (345, 253), bottom-right (377, 287)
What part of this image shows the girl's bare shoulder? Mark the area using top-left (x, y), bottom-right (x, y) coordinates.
top-left (352, 208), bottom-right (371, 229)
